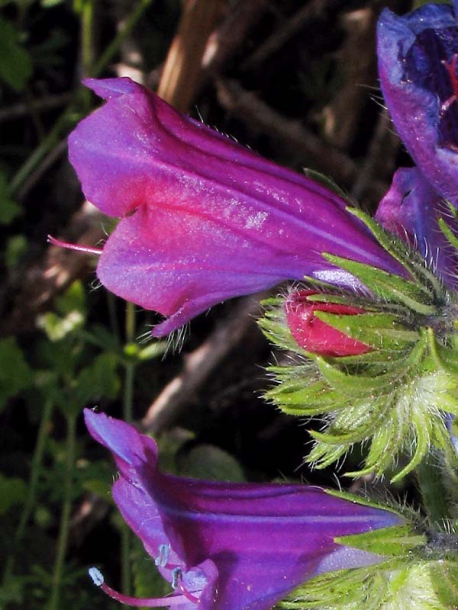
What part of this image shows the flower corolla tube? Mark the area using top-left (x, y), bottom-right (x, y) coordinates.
top-left (68, 78), bottom-right (406, 336)
top-left (84, 409), bottom-right (403, 610)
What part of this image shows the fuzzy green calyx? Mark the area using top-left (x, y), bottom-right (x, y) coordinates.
top-left (277, 507), bottom-right (458, 610)
top-left (277, 557), bottom-right (458, 610)
top-left (259, 210), bottom-right (458, 481)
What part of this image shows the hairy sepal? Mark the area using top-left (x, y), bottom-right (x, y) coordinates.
top-left (260, 211), bottom-right (458, 481)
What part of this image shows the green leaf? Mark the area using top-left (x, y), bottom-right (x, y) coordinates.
top-left (0, 337), bottom-right (33, 411)
top-left (177, 444), bottom-right (246, 482)
top-left (70, 352), bottom-right (120, 413)
top-left (37, 281), bottom-right (87, 341)
top-left (0, 473), bottom-right (27, 514)
top-left (37, 310), bottom-right (85, 342)
top-left (0, 16), bottom-right (32, 91)
top-left (0, 173), bottom-right (20, 224)
top-left (5, 235), bottom-right (27, 268)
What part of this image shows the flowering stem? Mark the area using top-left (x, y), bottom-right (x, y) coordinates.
top-left (48, 412), bottom-right (76, 610)
top-left (123, 300), bottom-right (136, 423)
top-left (2, 397), bottom-right (54, 583)
top-left (121, 300), bottom-right (137, 596)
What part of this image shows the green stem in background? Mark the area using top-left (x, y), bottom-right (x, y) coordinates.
top-left (80, 0), bottom-right (95, 77)
top-left (8, 0), bottom-right (153, 198)
top-left (123, 300), bottom-right (136, 423)
top-left (108, 292), bottom-right (121, 345)
top-left (2, 397), bottom-right (54, 583)
top-left (416, 451), bottom-right (450, 526)
top-left (48, 413), bottom-right (77, 610)
top-left (8, 111), bottom-right (76, 197)
top-left (92, 0), bottom-right (152, 77)
top-left (121, 300), bottom-right (137, 596)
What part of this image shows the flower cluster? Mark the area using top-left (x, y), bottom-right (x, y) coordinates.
top-left (65, 1), bottom-right (458, 608)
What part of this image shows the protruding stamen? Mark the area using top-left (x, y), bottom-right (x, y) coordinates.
top-left (88, 567), bottom-right (199, 607)
top-left (441, 55), bottom-right (458, 115)
top-left (171, 567), bottom-right (181, 590)
top-left (89, 566), bottom-right (104, 586)
top-left (155, 544), bottom-right (170, 568)
top-left (171, 567), bottom-right (201, 604)
top-left (48, 235), bottom-right (102, 256)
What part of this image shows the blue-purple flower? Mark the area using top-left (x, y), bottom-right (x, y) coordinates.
top-left (68, 78), bottom-right (406, 337)
top-left (378, 1), bottom-right (458, 209)
top-left (84, 409), bottom-right (403, 609)
top-left (375, 166), bottom-right (458, 290)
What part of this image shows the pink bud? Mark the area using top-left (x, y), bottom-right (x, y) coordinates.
top-left (285, 290), bottom-right (372, 357)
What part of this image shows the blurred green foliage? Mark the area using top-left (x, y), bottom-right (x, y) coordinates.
top-left (0, 1), bottom-right (176, 600)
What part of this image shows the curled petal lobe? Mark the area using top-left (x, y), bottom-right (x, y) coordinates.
top-left (69, 78), bottom-right (405, 336)
top-left (84, 409), bottom-right (402, 610)
top-left (377, 4), bottom-right (458, 206)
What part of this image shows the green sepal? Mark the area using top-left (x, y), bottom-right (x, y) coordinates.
top-left (262, 295), bottom-right (458, 478)
top-left (314, 310), bottom-right (420, 351)
top-left (277, 509), bottom-right (458, 610)
top-left (438, 203), bottom-right (458, 251)
top-left (428, 327), bottom-right (458, 375)
top-left (335, 524), bottom-right (425, 557)
top-left (277, 557), bottom-right (458, 609)
top-left (430, 560), bottom-right (458, 608)
top-left (302, 168), bottom-right (350, 201)
top-left (348, 207), bottom-right (445, 299)
top-left (314, 331), bottom-right (426, 397)
top-left (266, 368), bottom-right (344, 415)
top-left (324, 253), bottom-right (438, 315)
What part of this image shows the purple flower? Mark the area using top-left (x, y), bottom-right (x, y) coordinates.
top-left (377, 2), bottom-right (458, 207)
top-left (84, 409), bottom-right (402, 609)
top-left (68, 78), bottom-right (405, 336)
top-left (375, 167), bottom-right (458, 289)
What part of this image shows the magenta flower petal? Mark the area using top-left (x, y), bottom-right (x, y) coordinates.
top-left (376, 167), bottom-right (458, 289)
top-left (69, 78), bottom-right (405, 336)
top-left (85, 409), bottom-right (403, 610)
top-left (377, 4), bottom-right (458, 207)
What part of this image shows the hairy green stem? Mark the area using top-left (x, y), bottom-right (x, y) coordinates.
top-left (48, 413), bottom-right (77, 610)
top-left (121, 300), bottom-right (137, 596)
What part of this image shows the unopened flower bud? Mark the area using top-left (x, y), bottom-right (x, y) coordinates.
top-left (284, 290), bottom-right (371, 357)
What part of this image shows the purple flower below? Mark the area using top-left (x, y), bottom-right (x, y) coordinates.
top-left (84, 409), bottom-right (403, 609)
top-left (377, 1), bottom-right (458, 208)
top-left (68, 78), bottom-right (405, 336)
